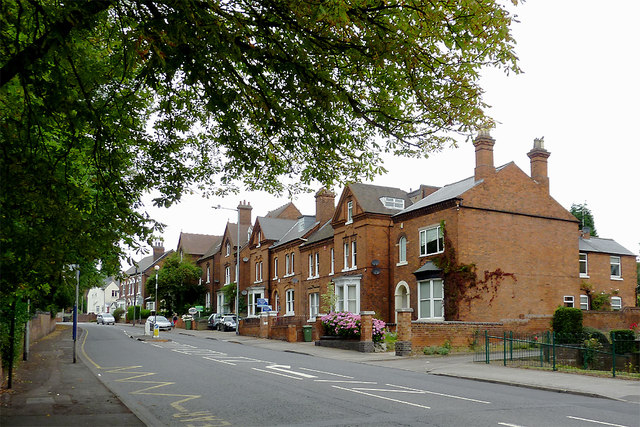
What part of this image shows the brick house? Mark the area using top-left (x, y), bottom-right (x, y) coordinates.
top-left (390, 131), bottom-right (636, 322)
top-left (578, 229), bottom-right (636, 311)
top-left (119, 243), bottom-right (174, 312)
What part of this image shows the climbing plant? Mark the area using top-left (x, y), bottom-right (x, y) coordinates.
top-left (432, 222), bottom-right (517, 320)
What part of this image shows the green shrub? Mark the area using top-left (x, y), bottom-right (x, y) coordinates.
top-left (581, 327), bottom-right (609, 347)
top-left (126, 306), bottom-right (151, 321)
top-left (423, 343), bottom-right (451, 356)
top-left (552, 307), bottom-right (583, 343)
top-left (610, 329), bottom-right (636, 354)
top-left (112, 308), bottom-right (125, 322)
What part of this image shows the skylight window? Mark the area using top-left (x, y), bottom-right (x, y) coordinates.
top-left (380, 197), bottom-right (405, 210)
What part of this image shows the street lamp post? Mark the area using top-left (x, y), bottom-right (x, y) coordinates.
top-left (214, 204), bottom-right (240, 335)
top-left (73, 266), bottom-right (79, 363)
top-left (154, 265), bottom-right (160, 327)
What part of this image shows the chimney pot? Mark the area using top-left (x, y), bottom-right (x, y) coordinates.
top-left (473, 129), bottom-right (496, 181)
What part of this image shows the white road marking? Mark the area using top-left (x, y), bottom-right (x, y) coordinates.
top-left (265, 365), bottom-right (317, 378)
top-left (299, 367), bottom-right (354, 378)
top-left (252, 367), bottom-right (304, 380)
top-left (386, 384), bottom-right (491, 404)
top-left (498, 423), bottom-right (525, 427)
top-left (332, 385), bottom-right (431, 409)
top-left (567, 416), bottom-right (628, 427)
top-left (314, 380), bottom-right (377, 384)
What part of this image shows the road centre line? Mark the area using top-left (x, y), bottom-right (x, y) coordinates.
top-left (299, 367), bottom-right (354, 378)
top-left (498, 423), bottom-right (525, 427)
top-left (566, 416), bottom-right (628, 427)
top-left (332, 385), bottom-right (431, 410)
top-left (385, 384), bottom-right (491, 404)
top-left (252, 367), bottom-right (304, 380)
top-left (314, 380), bottom-right (377, 384)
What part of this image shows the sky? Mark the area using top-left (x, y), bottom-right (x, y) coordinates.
top-left (126, 1), bottom-right (640, 266)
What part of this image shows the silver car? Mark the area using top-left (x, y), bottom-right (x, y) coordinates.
top-left (97, 313), bottom-right (115, 325)
top-left (146, 315), bottom-right (172, 331)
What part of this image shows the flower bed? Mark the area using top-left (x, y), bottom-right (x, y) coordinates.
top-left (321, 312), bottom-right (386, 342)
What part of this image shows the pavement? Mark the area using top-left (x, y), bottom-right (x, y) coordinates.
top-left (2, 324), bottom-right (639, 426)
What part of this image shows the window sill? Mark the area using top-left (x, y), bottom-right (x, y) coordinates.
top-left (579, 274), bottom-right (589, 279)
top-left (396, 261), bottom-right (408, 266)
top-left (611, 277), bottom-right (623, 281)
top-left (284, 313), bottom-right (295, 317)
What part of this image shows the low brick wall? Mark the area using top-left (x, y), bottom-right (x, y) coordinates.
top-left (29, 313), bottom-right (57, 344)
top-left (583, 307), bottom-right (640, 332)
top-left (410, 315), bottom-right (554, 350)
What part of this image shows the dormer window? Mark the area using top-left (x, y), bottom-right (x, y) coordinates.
top-left (380, 196), bottom-right (405, 210)
top-left (346, 201), bottom-right (353, 224)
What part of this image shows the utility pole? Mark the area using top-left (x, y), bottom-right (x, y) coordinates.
top-left (73, 267), bottom-right (79, 363)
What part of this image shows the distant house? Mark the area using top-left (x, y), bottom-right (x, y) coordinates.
top-left (119, 243), bottom-right (174, 311)
top-left (87, 276), bottom-right (119, 314)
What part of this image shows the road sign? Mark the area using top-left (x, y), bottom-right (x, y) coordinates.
top-left (195, 305), bottom-right (204, 311)
top-left (188, 307), bottom-right (198, 315)
top-left (256, 298), bottom-right (268, 306)
top-left (258, 305), bottom-right (272, 312)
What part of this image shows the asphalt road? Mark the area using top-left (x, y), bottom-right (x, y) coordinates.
top-left (80, 324), bottom-right (639, 427)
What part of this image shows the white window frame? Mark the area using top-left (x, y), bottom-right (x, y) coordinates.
top-left (314, 252), bottom-right (320, 277)
top-left (285, 289), bottom-right (295, 315)
top-left (580, 294), bottom-right (589, 310)
top-left (335, 278), bottom-right (360, 313)
top-left (398, 236), bottom-right (407, 265)
top-left (346, 201), bottom-right (353, 224)
top-left (610, 296), bottom-right (622, 310)
top-left (248, 288), bottom-right (265, 317)
top-left (255, 261), bottom-right (263, 283)
top-left (273, 291), bottom-right (280, 314)
top-left (290, 253), bottom-right (295, 274)
top-left (308, 254), bottom-right (314, 279)
top-left (216, 292), bottom-right (226, 314)
top-left (564, 295), bottom-right (574, 308)
top-left (225, 242), bottom-right (231, 256)
top-left (343, 242), bottom-right (349, 271)
top-left (206, 265), bottom-right (210, 283)
top-left (380, 196), bottom-right (405, 209)
top-left (224, 266), bottom-right (231, 284)
top-left (257, 231), bottom-right (261, 247)
top-left (418, 278), bottom-right (444, 320)
top-left (419, 224), bottom-right (444, 256)
top-left (330, 248), bottom-right (335, 275)
top-left (285, 254), bottom-right (290, 275)
top-left (351, 240), bottom-right (357, 269)
top-left (205, 292), bottom-right (211, 309)
top-left (273, 257), bottom-right (278, 279)
top-left (610, 256), bottom-right (621, 279)
top-left (309, 292), bottom-right (319, 319)
top-left (579, 253), bottom-right (588, 278)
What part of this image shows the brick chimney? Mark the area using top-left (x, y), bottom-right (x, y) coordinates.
top-left (580, 227), bottom-right (591, 239)
top-left (527, 137), bottom-right (551, 193)
top-left (152, 241), bottom-right (164, 261)
top-left (473, 129), bottom-right (496, 181)
top-left (315, 188), bottom-right (336, 225)
top-left (237, 200), bottom-right (252, 226)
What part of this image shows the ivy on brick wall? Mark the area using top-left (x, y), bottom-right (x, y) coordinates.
top-left (432, 222), bottom-right (517, 320)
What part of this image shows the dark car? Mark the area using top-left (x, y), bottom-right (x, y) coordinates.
top-left (219, 315), bottom-right (237, 332)
top-left (96, 313), bottom-right (115, 325)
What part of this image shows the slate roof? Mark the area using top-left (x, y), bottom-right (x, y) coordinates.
top-left (256, 217), bottom-right (299, 241)
top-left (199, 236), bottom-right (224, 260)
top-left (348, 183), bottom-right (411, 215)
top-left (178, 232), bottom-right (221, 256)
top-left (301, 220), bottom-right (334, 247)
top-left (271, 215), bottom-right (317, 248)
top-left (579, 237), bottom-right (635, 256)
top-left (124, 249), bottom-right (175, 275)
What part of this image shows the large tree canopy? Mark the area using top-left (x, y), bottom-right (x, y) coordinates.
top-left (1, 0), bottom-right (520, 303)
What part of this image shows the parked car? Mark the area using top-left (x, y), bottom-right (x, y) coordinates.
top-left (96, 313), bottom-right (115, 325)
top-left (219, 315), bottom-right (237, 331)
top-left (208, 313), bottom-right (234, 330)
top-left (146, 315), bottom-right (173, 331)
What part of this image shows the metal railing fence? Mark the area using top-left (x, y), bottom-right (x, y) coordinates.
top-left (474, 330), bottom-right (639, 377)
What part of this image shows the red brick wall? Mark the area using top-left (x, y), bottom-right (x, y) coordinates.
top-left (580, 251), bottom-right (636, 309)
top-left (583, 307), bottom-right (640, 332)
top-left (29, 313), bottom-right (57, 344)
